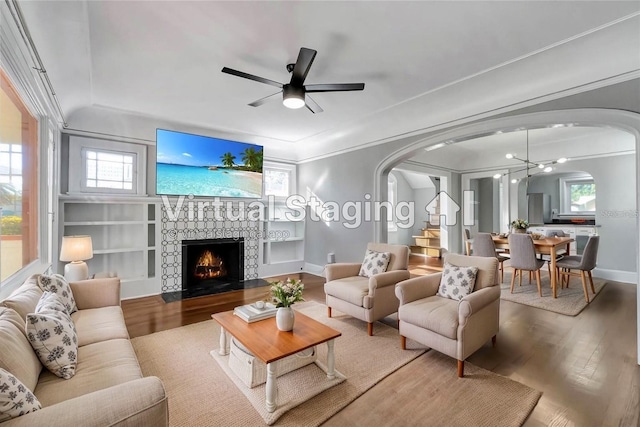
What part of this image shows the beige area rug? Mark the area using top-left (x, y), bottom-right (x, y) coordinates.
top-left (131, 301), bottom-right (426, 426)
top-left (500, 271), bottom-right (606, 316)
top-left (360, 350), bottom-right (542, 427)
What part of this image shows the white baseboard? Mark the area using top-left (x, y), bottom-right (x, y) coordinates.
top-left (592, 268), bottom-right (637, 284)
top-left (304, 262), bottom-right (325, 277)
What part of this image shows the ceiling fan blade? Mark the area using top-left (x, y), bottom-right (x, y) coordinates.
top-left (305, 95), bottom-right (323, 114)
top-left (305, 83), bottom-right (365, 93)
top-left (248, 91), bottom-right (283, 107)
top-left (221, 67), bottom-right (283, 88)
top-left (290, 48), bottom-right (317, 87)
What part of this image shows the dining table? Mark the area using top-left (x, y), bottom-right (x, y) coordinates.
top-left (466, 235), bottom-right (573, 298)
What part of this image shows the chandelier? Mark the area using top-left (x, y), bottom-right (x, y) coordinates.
top-left (493, 130), bottom-right (568, 183)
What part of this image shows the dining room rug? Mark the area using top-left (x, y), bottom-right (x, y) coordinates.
top-left (500, 272), bottom-right (606, 316)
top-left (131, 301), bottom-right (426, 426)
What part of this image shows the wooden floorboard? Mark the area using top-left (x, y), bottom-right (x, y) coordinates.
top-left (121, 257), bottom-right (639, 426)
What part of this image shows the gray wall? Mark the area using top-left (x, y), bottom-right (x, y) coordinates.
top-left (478, 177), bottom-right (494, 232)
top-left (387, 171), bottom-right (414, 246)
top-left (412, 187), bottom-right (437, 237)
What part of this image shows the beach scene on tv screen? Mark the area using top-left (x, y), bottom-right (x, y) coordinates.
top-left (156, 129), bottom-right (263, 198)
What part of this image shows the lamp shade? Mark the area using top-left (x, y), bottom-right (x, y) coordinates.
top-left (60, 235), bottom-right (93, 262)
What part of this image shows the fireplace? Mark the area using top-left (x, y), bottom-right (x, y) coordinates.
top-left (181, 238), bottom-right (244, 293)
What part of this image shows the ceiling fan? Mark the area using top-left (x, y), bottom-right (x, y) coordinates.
top-left (221, 47), bottom-right (365, 113)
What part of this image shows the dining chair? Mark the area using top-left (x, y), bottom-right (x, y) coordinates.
top-left (555, 236), bottom-right (600, 303)
top-left (472, 233), bottom-right (509, 283)
top-left (508, 233), bottom-right (545, 296)
top-left (542, 229), bottom-right (567, 279)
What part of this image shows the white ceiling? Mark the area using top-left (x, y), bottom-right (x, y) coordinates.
top-left (17, 1), bottom-right (640, 161)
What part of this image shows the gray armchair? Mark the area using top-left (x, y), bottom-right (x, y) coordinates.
top-left (325, 243), bottom-right (410, 336)
top-left (395, 253), bottom-right (500, 377)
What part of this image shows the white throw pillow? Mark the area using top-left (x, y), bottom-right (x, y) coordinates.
top-left (437, 263), bottom-right (478, 301)
top-left (37, 274), bottom-right (77, 314)
top-left (0, 367), bottom-right (41, 422)
top-left (26, 293), bottom-right (78, 380)
top-left (359, 250), bottom-right (391, 277)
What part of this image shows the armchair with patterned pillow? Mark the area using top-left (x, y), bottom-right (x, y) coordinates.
top-left (395, 253), bottom-right (500, 377)
top-left (324, 243), bottom-right (410, 336)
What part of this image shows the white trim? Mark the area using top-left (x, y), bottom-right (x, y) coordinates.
top-left (592, 268), bottom-right (637, 285)
top-left (68, 135), bottom-right (147, 196)
top-left (303, 262), bottom-right (325, 278)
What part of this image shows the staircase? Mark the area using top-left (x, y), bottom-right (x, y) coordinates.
top-left (411, 219), bottom-right (443, 258)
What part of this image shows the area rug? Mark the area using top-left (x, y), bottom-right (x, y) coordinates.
top-left (131, 301), bottom-right (426, 426)
top-left (500, 272), bottom-right (606, 316)
top-left (326, 350), bottom-right (542, 427)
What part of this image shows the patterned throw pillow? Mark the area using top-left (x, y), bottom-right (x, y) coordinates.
top-left (26, 293), bottom-right (78, 380)
top-left (359, 250), bottom-right (391, 277)
top-left (437, 263), bottom-right (479, 301)
top-left (0, 367), bottom-right (41, 422)
top-left (36, 274), bottom-right (77, 314)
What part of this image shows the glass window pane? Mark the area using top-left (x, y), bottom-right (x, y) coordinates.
top-left (264, 169), bottom-right (289, 197)
top-left (570, 183), bottom-right (596, 212)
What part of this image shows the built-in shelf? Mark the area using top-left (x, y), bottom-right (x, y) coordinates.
top-left (259, 202), bottom-right (305, 276)
top-left (59, 199), bottom-right (160, 298)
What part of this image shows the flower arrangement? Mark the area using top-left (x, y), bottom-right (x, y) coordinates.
top-left (270, 278), bottom-right (305, 308)
top-left (510, 219), bottom-right (529, 230)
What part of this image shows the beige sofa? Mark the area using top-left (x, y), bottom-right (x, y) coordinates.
top-left (0, 275), bottom-right (168, 426)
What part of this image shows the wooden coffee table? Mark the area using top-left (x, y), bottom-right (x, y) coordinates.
top-left (212, 309), bottom-right (342, 413)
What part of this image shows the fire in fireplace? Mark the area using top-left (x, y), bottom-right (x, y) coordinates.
top-left (194, 250), bottom-right (227, 279)
top-left (181, 238), bottom-right (244, 293)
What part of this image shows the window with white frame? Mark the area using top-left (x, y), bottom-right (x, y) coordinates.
top-left (388, 174), bottom-right (398, 232)
top-left (559, 175), bottom-right (596, 214)
top-left (263, 162), bottom-right (296, 198)
top-left (68, 136), bottom-right (146, 195)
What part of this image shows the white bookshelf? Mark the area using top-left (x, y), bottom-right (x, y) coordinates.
top-left (58, 197), bottom-right (160, 298)
top-left (259, 202), bottom-right (305, 277)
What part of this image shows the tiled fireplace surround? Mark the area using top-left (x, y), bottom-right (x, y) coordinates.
top-left (160, 202), bottom-right (260, 293)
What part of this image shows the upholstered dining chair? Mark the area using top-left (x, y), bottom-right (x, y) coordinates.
top-left (324, 243), bottom-right (410, 336)
top-left (395, 253), bottom-right (500, 377)
top-left (472, 233), bottom-right (509, 283)
top-left (508, 233), bottom-right (545, 296)
top-left (464, 229), bottom-right (472, 255)
top-left (556, 235), bottom-right (600, 303)
top-left (542, 229), bottom-right (567, 279)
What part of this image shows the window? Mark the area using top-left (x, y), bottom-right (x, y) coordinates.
top-left (263, 162), bottom-right (296, 198)
top-left (68, 136), bottom-right (146, 195)
top-left (559, 175), bottom-right (596, 214)
top-left (83, 148), bottom-right (134, 191)
top-left (388, 175), bottom-right (397, 232)
top-left (0, 68), bottom-right (38, 281)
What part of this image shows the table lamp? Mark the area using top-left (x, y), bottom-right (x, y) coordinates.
top-left (60, 235), bottom-right (93, 281)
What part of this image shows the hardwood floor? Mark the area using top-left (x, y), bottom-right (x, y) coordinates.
top-left (121, 255), bottom-right (639, 426)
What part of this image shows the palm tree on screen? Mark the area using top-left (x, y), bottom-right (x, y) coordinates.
top-left (220, 152), bottom-right (236, 168)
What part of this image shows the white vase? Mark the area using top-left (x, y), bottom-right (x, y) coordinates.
top-left (276, 307), bottom-right (295, 331)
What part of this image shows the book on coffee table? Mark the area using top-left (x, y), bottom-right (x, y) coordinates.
top-left (233, 302), bottom-right (277, 323)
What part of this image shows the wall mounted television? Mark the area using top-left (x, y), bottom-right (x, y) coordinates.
top-left (156, 129), bottom-right (263, 198)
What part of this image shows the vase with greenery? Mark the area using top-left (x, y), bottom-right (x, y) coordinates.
top-left (270, 278), bottom-right (305, 331)
top-left (510, 218), bottom-right (529, 234)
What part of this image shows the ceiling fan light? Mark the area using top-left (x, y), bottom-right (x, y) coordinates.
top-left (282, 85), bottom-right (305, 109)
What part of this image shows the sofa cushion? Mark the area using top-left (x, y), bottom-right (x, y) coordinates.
top-left (0, 275), bottom-right (43, 321)
top-left (71, 306), bottom-right (130, 347)
top-left (0, 308), bottom-right (42, 392)
top-left (399, 296), bottom-right (459, 340)
top-left (36, 274), bottom-right (77, 314)
top-left (0, 367), bottom-right (41, 422)
top-left (324, 276), bottom-right (369, 307)
top-left (359, 249), bottom-right (391, 277)
top-left (437, 263), bottom-right (478, 301)
top-left (26, 293), bottom-right (79, 380)
top-left (34, 339), bottom-right (143, 407)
